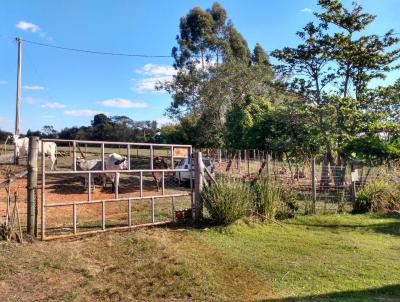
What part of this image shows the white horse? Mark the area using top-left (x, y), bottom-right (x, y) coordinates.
top-left (12, 135), bottom-right (57, 170)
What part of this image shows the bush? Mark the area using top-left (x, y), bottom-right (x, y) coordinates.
top-left (276, 188), bottom-right (299, 219)
top-left (250, 178), bottom-right (281, 220)
top-left (202, 178), bottom-right (251, 225)
top-left (354, 181), bottom-right (400, 213)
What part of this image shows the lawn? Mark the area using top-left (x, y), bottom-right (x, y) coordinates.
top-left (0, 213), bottom-right (399, 301)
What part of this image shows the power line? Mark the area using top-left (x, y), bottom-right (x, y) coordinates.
top-left (20, 33), bottom-right (400, 58)
top-left (22, 38), bottom-right (173, 58)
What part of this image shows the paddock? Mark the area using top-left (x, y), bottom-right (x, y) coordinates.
top-left (1, 138), bottom-right (195, 240)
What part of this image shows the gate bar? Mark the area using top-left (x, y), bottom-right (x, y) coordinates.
top-left (42, 138), bottom-right (191, 149)
top-left (128, 198), bottom-right (132, 227)
top-left (101, 144), bottom-right (105, 170)
top-left (102, 200), bottom-right (106, 230)
top-left (72, 141), bottom-right (76, 171)
top-left (172, 196), bottom-right (175, 222)
top-left (41, 140), bottom-right (46, 240)
top-left (73, 203), bottom-right (77, 234)
top-left (162, 171), bottom-right (165, 195)
top-left (127, 144), bottom-right (131, 170)
top-left (88, 172), bottom-right (92, 201)
top-left (45, 193), bottom-right (191, 207)
top-left (151, 197), bottom-right (155, 223)
top-left (45, 168), bottom-right (189, 175)
top-left (140, 171), bottom-right (143, 197)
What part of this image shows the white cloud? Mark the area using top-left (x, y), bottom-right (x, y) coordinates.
top-left (16, 21), bottom-right (40, 32)
top-left (136, 64), bottom-right (177, 77)
top-left (41, 102), bottom-right (66, 109)
top-left (99, 98), bottom-right (148, 108)
top-left (23, 85), bottom-right (46, 90)
top-left (133, 76), bottom-right (169, 93)
top-left (16, 21), bottom-right (52, 41)
top-left (23, 96), bottom-right (41, 104)
top-left (64, 109), bottom-right (108, 117)
top-left (39, 31), bottom-right (53, 41)
top-left (0, 80), bottom-right (7, 85)
top-left (300, 8), bottom-right (313, 13)
top-left (132, 64), bottom-right (177, 93)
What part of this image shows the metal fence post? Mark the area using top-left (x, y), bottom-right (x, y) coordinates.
top-left (27, 136), bottom-right (39, 237)
top-left (351, 181), bottom-right (357, 205)
top-left (194, 151), bottom-right (205, 221)
top-left (312, 157), bottom-right (317, 213)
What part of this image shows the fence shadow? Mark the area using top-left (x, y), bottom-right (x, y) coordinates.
top-left (261, 284), bottom-right (400, 301)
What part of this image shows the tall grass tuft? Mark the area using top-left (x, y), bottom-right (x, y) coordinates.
top-left (251, 178), bottom-right (281, 221)
top-left (354, 180), bottom-right (400, 213)
top-left (202, 178), bottom-right (251, 225)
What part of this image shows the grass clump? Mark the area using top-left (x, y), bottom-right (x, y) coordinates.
top-left (354, 180), bottom-right (400, 213)
top-left (250, 178), bottom-right (281, 221)
top-left (202, 178), bottom-right (251, 225)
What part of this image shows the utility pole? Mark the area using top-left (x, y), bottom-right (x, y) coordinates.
top-left (14, 37), bottom-right (22, 164)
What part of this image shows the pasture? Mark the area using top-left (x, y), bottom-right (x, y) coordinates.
top-left (0, 213), bottom-right (399, 301)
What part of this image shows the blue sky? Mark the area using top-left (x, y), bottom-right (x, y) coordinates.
top-left (0, 0), bottom-right (399, 133)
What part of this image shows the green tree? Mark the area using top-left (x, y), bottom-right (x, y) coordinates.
top-left (159, 2), bottom-right (276, 148)
top-left (272, 0), bottom-right (399, 184)
top-left (252, 43), bottom-right (270, 66)
top-left (42, 125), bottom-right (58, 138)
top-left (91, 113), bottom-right (114, 140)
top-left (225, 96), bottom-right (272, 149)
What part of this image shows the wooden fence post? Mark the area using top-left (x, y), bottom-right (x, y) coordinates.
top-left (194, 151), bottom-right (205, 221)
top-left (311, 157), bottom-right (317, 213)
top-left (27, 136), bottom-right (39, 237)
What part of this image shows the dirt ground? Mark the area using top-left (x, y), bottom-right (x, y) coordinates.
top-left (0, 163), bottom-right (191, 238)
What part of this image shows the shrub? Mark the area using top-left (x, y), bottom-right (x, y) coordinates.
top-left (354, 181), bottom-right (400, 213)
top-left (202, 178), bottom-right (251, 225)
top-left (276, 188), bottom-right (299, 219)
top-left (250, 178), bottom-right (281, 220)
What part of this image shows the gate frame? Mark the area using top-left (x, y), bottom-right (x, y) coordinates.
top-left (39, 138), bottom-right (194, 240)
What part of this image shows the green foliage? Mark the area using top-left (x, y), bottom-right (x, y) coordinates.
top-left (252, 43), bottom-right (270, 66)
top-left (354, 181), bottom-right (400, 213)
top-left (25, 114), bottom-right (159, 143)
top-left (225, 96), bottom-right (272, 149)
top-left (276, 189), bottom-right (300, 219)
top-left (341, 135), bottom-right (400, 165)
top-left (250, 107), bottom-right (320, 157)
top-left (272, 1), bottom-right (400, 165)
top-left (202, 178), bottom-right (251, 225)
top-left (250, 178), bottom-right (280, 220)
top-left (160, 2), bottom-right (275, 148)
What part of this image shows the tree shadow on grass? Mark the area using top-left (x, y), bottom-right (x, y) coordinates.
top-left (289, 213), bottom-right (400, 237)
top-left (261, 284), bottom-right (400, 302)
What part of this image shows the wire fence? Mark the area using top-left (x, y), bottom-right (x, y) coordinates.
top-left (203, 148), bottom-right (400, 215)
top-left (2, 143), bottom-right (399, 241)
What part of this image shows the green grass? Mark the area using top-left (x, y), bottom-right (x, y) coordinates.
top-left (0, 213), bottom-right (399, 301)
top-left (193, 213), bottom-right (400, 301)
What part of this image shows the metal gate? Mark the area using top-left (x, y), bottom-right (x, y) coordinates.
top-left (40, 139), bottom-right (193, 240)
